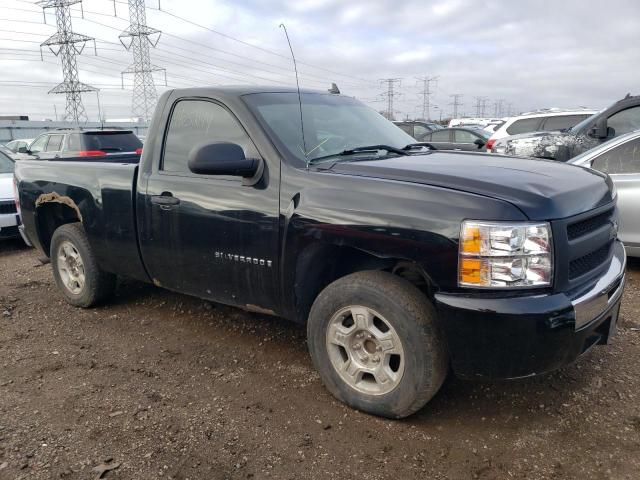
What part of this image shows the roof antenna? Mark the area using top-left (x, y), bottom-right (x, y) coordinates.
top-left (279, 23), bottom-right (308, 167)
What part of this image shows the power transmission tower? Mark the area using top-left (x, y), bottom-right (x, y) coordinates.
top-left (474, 96), bottom-right (488, 117)
top-left (415, 75), bottom-right (438, 121)
top-left (119, 0), bottom-right (166, 122)
top-left (379, 78), bottom-right (402, 120)
top-left (449, 94), bottom-right (463, 119)
top-left (493, 99), bottom-right (505, 117)
top-left (39, 0), bottom-right (97, 124)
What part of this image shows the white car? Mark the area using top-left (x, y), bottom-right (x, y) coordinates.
top-left (485, 109), bottom-right (596, 152)
top-left (0, 148), bottom-right (20, 239)
top-left (4, 138), bottom-right (34, 154)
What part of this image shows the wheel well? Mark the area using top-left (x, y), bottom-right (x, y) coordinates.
top-left (36, 203), bottom-right (81, 256)
top-left (294, 244), bottom-right (433, 323)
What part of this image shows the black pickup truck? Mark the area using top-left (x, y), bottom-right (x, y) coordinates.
top-left (15, 87), bottom-right (626, 418)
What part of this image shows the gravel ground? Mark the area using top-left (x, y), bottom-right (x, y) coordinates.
top-left (1, 238), bottom-right (639, 480)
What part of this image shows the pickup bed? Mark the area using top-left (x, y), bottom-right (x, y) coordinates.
top-left (15, 86), bottom-right (626, 418)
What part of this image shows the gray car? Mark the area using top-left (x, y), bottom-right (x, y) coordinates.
top-left (570, 130), bottom-right (640, 257)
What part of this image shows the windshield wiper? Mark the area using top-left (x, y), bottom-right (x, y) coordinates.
top-left (308, 144), bottom-right (408, 165)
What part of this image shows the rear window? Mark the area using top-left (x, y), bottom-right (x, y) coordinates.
top-left (541, 114), bottom-right (590, 131)
top-left (80, 132), bottom-right (142, 152)
top-left (506, 118), bottom-right (542, 135)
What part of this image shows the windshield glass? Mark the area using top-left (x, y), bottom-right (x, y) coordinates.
top-left (243, 92), bottom-right (415, 164)
top-left (0, 150), bottom-right (14, 173)
top-left (569, 112), bottom-right (599, 134)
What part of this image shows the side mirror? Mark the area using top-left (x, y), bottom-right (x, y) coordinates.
top-left (474, 138), bottom-right (485, 148)
top-left (17, 146), bottom-right (28, 154)
top-left (591, 117), bottom-right (609, 139)
top-left (188, 142), bottom-right (260, 178)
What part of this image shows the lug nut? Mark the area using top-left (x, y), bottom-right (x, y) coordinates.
top-left (353, 343), bottom-right (361, 350)
top-left (372, 356), bottom-right (380, 363)
top-left (356, 332), bottom-right (364, 339)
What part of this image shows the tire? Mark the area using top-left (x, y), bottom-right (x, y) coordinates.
top-left (50, 222), bottom-right (116, 308)
top-left (307, 270), bottom-right (448, 419)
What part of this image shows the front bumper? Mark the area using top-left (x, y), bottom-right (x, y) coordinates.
top-left (435, 240), bottom-right (626, 380)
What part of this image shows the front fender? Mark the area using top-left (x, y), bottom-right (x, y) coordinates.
top-left (279, 181), bottom-right (528, 319)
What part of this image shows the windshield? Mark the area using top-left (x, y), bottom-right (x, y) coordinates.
top-left (243, 93), bottom-right (415, 164)
top-left (0, 150), bottom-right (14, 173)
top-left (569, 112), bottom-right (599, 134)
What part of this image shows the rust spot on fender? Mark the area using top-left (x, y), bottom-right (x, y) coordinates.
top-left (35, 192), bottom-right (83, 222)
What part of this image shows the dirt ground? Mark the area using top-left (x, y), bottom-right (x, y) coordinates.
top-left (1, 239), bottom-right (639, 480)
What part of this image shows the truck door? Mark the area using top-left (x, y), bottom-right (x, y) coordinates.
top-left (140, 98), bottom-right (280, 312)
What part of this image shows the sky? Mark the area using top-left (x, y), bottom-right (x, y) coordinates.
top-left (0, 0), bottom-right (639, 122)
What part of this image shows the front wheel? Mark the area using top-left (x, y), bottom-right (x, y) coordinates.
top-left (307, 271), bottom-right (448, 418)
top-left (50, 223), bottom-right (116, 308)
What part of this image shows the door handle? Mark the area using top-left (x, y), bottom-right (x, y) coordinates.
top-left (150, 194), bottom-right (180, 208)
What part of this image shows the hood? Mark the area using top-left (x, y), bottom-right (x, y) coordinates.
top-left (328, 152), bottom-right (614, 220)
top-left (0, 173), bottom-right (14, 200)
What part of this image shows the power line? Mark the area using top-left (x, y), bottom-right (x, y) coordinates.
top-left (449, 94), bottom-right (463, 119)
top-left (415, 75), bottom-right (438, 121)
top-left (4, 4), bottom-right (372, 91)
top-left (69, 10), bottom-right (356, 89)
top-left (379, 78), bottom-right (402, 121)
top-left (129, 0), bottom-right (378, 86)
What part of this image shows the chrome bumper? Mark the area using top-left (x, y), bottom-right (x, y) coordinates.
top-left (572, 241), bottom-right (626, 330)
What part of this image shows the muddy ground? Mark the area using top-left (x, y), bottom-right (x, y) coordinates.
top-left (1, 238), bottom-right (639, 480)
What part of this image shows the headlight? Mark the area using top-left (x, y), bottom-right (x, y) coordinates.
top-left (458, 221), bottom-right (553, 288)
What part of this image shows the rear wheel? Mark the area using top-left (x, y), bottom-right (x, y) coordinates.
top-left (307, 270), bottom-right (448, 418)
top-left (50, 223), bottom-right (116, 308)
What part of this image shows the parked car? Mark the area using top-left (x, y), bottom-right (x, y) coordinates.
top-left (421, 127), bottom-right (490, 151)
top-left (485, 109), bottom-right (596, 152)
top-left (23, 129), bottom-right (142, 162)
top-left (4, 138), bottom-right (34, 153)
top-left (0, 149), bottom-right (20, 239)
top-left (494, 95), bottom-right (640, 160)
top-left (15, 86), bottom-right (625, 419)
top-left (569, 130), bottom-right (640, 257)
top-left (393, 120), bottom-right (443, 141)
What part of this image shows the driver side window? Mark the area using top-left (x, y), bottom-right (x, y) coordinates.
top-left (607, 107), bottom-right (640, 137)
top-left (592, 137), bottom-right (640, 174)
top-left (429, 130), bottom-right (451, 142)
top-left (29, 135), bottom-right (49, 154)
top-left (162, 99), bottom-right (255, 174)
